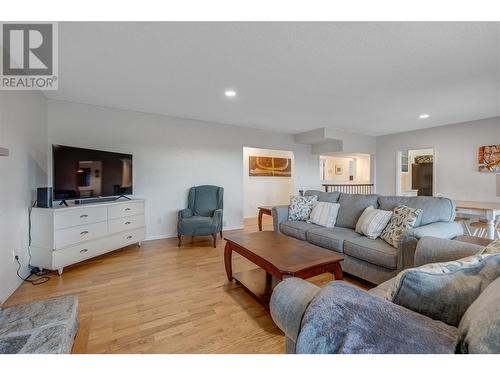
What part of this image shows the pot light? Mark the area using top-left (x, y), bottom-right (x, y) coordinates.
top-left (224, 90), bottom-right (237, 98)
top-left (419, 114), bottom-right (430, 119)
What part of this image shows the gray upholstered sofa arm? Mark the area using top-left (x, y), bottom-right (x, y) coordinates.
top-left (408, 221), bottom-right (463, 239)
top-left (270, 278), bottom-right (320, 351)
top-left (399, 222), bottom-right (464, 270)
top-left (414, 236), bottom-right (484, 267)
top-left (272, 205), bottom-right (289, 233)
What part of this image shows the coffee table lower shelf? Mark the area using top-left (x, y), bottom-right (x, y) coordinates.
top-left (224, 232), bottom-right (344, 309)
top-left (232, 268), bottom-right (280, 308)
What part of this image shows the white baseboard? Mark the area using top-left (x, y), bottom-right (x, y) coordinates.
top-left (144, 225), bottom-right (244, 242)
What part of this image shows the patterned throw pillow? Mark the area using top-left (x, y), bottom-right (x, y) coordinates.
top-left (355, 206), bottom-right (393, 239)
top-left (288, 195), bottom-right (318, 221)
top-left (480, 238), bottom-right (500, 255)
top-left (380, 205), bottom-right (422, 248)
top-left (308, 202), bottom-right (340, 228)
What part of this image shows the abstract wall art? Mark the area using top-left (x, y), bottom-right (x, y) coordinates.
top-left (478, 145), bottom-right (500, 173)
top-left (249, 156), bottom-right (292, 177)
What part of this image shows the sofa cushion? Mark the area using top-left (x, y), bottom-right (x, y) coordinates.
top-left (288, 195), bottom-right (318, 221)
top-left (408, 222), bottom-right (463, 240)
top-left (305, 190), bottom-right (341, 203)
top-left (191, 185), bottom-right (223, 216)
top-left (280, 221), bottom-right (321, 241)
top-left (306, 227), bottom-right (361, 253)
top-left (179, 215), bottom-right (217, 235)
top-left (296, 281), bottom-right (459, 354)
top-left (378, 196), bottom-right (455, 226)
top-left (344, 236), bottom-right (399, 269)
top-left (458, 276), bottom-right (500, 353)
top-left (336, 193), bottom-right (379, 229)
top-left (388, 253), bottom-right (500, 327)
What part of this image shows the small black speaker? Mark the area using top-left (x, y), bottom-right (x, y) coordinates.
top-left (37, 187), bottom-right (53, 208)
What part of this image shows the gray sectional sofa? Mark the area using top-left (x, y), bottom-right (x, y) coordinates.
top-left (270, 237), bottom-right (500, 354)
top-left (272, 190), bottom-right (463, 284)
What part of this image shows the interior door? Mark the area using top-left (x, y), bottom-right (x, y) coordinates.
top-left (412, 162), bottom-right (433, 196)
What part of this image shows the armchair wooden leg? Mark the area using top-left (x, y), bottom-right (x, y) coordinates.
top-left (177, 235), bottom-right (182, 247)
top-left (220, 230), bottom-right (223, 238)
top-left (212, 233), bottom-right (217, 248)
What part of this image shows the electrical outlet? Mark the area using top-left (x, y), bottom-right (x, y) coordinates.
top-left (12, 250), bottom-right (19, 262)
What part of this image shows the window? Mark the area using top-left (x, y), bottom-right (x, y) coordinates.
top-left (401, 151), bottom-right (409, 173)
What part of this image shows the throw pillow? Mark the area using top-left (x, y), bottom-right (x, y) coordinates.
top-left (380, 205), bottom-right (422, 248)
top-left (288, 195), bottom-right (318, 221)
top-left (308, 202), bottom-right (340, 228)
top-left (355, 206), bottom-right (393, 239)
top-left (458, 276), bottom-right (500, 353)
top-left (385, 253), bottom-right (500, 327)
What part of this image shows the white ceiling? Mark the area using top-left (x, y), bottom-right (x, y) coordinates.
top-left (45, 22), bottom-right (500, 136)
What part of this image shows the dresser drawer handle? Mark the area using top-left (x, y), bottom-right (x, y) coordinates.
top-left (125, 221), bottom-right (131, 225)
top-left (126, 235), bottom-right (133, 239)
top-left (125, 208), bottom-right (131, 211)
top-left (80, 249), bottom-right (88, 254)
top-left (80, 231), bottom-right (89, 235)
top-left (80, 214), bottom-right (88, 218)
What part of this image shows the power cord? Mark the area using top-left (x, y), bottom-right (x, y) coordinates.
top-left (17, 200), bottom-right (51, 285)
top-left (15, 256), bottom-right (50, 285)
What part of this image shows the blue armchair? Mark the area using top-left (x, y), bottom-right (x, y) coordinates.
top-left (177, 185), bottom-right (224, 248)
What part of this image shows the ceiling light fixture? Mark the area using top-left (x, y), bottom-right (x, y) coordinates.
top-left (419, 113), bottom-right (430, 119)
top-left (224, 90), bottom-right (237, 98)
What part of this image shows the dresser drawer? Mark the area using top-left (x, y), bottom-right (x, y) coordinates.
top-left (108, 214), bottom-right (145, 234)
top-left (53, 237), bottom-right (108, 269)
top-left (55, 221), bottom-right (108, 249)
top-left (55, 206), bottom-right (107, 230)
top-left (108, 201), bottom-right (145, 219)
top-left (108, 227), bottom-right (146, 250)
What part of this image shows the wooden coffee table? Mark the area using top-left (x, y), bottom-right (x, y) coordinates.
top-left (224, 231), bottom-right (343, 307)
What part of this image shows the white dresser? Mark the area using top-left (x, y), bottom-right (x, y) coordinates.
top-left (30, 199), bottom-right (146, 274)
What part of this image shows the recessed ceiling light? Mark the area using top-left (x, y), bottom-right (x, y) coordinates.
top-left (419, 114), bottom-right (430, 119)
top-left (225, 90), bottom-right (237, 98)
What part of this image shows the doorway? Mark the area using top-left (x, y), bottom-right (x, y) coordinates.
top-left (396, 148), bottom-right (435, 196)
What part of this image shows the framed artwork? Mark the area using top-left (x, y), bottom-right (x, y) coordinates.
top-left (478, 145), bottom-right (500, 173)
top-left (335, 165), bottom-right (343, 175)
top-left (249, 156), bottom-right (292, 177)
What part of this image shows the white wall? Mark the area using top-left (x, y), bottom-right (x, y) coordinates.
top-left (243, 147), bottom-right (293, 218)
top-left (47, 100), bottom-right (322, 240)
top-left (0, 91), bottom-right (48, 304)
top-left (376, 117), bottom-right (500, 201)
top-left (355, 155), bottom-right (371, 183)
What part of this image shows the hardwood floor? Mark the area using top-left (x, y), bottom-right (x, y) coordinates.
top-left (3, 216), bottom-right (370, 353)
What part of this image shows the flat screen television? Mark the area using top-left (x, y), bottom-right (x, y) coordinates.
top-left (52, 145), bottom-right (133, 201)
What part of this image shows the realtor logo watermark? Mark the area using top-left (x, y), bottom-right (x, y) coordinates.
top-left (1, 22), bottom-right (58, 90)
